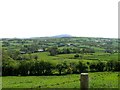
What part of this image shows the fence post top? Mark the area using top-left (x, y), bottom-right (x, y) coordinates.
top-left (81, 73), bottom-right (88, 75)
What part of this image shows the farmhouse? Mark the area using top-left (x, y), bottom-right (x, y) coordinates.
top-left (37, 48), bottom-right (44, 52)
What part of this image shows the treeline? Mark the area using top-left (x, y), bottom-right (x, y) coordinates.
top-left (48, 47), bottom-right (95, 56)
top-left (2, 59), bottom-right (120, 76)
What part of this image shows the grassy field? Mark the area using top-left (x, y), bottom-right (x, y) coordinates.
top-left (30, 52), bottom-right (119, 66)
top-left (2, 72), bottom-right (119, 88)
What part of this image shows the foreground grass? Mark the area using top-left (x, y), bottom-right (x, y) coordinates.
top-left (0, 77), bottom-right (2, 89)
top-left (2, 72), bottom-right (119, 88)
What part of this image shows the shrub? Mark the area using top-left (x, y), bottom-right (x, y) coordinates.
top-left (74, 54), bottom-right (79, 58)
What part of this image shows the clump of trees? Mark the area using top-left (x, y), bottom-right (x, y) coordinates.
top-left (89, 60), bottom-right (120, 72)
top-left (89, 61), bottom-right (105, 72)
top-left (3, 60), bottom-right (54, 76)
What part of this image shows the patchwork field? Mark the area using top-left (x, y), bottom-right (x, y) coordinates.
top-left (1, 37), bottom-right (119, 89)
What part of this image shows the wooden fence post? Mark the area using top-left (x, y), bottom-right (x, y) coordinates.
top-left (80, 73), bottom-right (89, 90)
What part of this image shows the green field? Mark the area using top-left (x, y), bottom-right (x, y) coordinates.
top-left (2, 72), bottom-right (119, 88)
top-left (31, 52), bottom-right (119, 63)
top-left (1, 37), bottom-right (119, 89)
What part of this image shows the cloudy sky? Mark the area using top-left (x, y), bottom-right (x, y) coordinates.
top-left (0, 0), bottom-right (119, 38)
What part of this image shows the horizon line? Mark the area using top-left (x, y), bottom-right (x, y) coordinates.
top-left (0, 35), bottom-right (118, 39)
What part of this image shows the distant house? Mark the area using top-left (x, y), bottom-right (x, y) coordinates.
top-left (34, 48), bottom-right (44, 53)
top-left (67, 43), bottom-right (75, 46)
top-left (20, 51), bottom-right (26, 54)
top-left (67, 43), bottom-right (71, 46)
top-left (37, 49), bottom-right (44, 52)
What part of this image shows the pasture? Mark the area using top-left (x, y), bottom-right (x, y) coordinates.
top-left (31, 52), bottom-right (118, 63)
top-left (2, 72), bottom-right (119, 88)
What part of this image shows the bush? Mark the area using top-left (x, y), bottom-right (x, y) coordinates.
top-left (90, 63), bottom-right (97, 72)
top-left (74, 54), bottom-right (79, 58)
top-left (76, 61), bottom-right (88, 73)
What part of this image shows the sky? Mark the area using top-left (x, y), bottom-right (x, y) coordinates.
top-left (0, 0), bottom-right (119, 38)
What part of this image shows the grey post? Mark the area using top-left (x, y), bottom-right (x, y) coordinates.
top-left (80, 73), bottom-right (89, 90)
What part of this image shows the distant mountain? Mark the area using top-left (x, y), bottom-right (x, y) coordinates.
top-left (52, 34), bottom-right (73, 38)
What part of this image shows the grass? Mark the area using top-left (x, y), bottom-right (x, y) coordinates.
top-left (2, 72), bottom-right (119, 88)
top-left (0, 77), bottom-right (2, 89)
top-left (31, 52), bottom-right (119, 65)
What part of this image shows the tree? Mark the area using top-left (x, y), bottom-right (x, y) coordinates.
top-left (106, 60), bottom-right (120, 71)
top-left (34, 60), bottom-right (45, 75)
top-left (63, 48), bottom-right (70, 54)
top-left (33, 61), bottom-right (54, 75)
top-left (67, 62), bottom-right (78, 74)
top-left (19, 61), bottom-right (31, 76)
top-left (7, 49), bottom-right (20, 60)
top-left (113, 61), bottom-right (120, 71)
top-left (56, 63), bottom-right (65, 75)
top-left (2, 49), bottom-right (19, 76)
top-left (76, 61), bottom-right (88, 73)
top-left (95, 61), bottom-right (105, 72)
top-left (48, 47), bottom-right (58, 56)
top-left (28, 60), bottom-right (35, 75)
top-left (34, 55), bottom-right (38, 60)
top-left (44, 62), bottom-right (54, 75)
top-left (67, 67), bottom-right (73, 74)
top-left (2, 59), bottom-right (20, 76)
top-left (90, 63), bottom-right (97, 72)
top-left (106, 60), bottom-right (114, 71)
